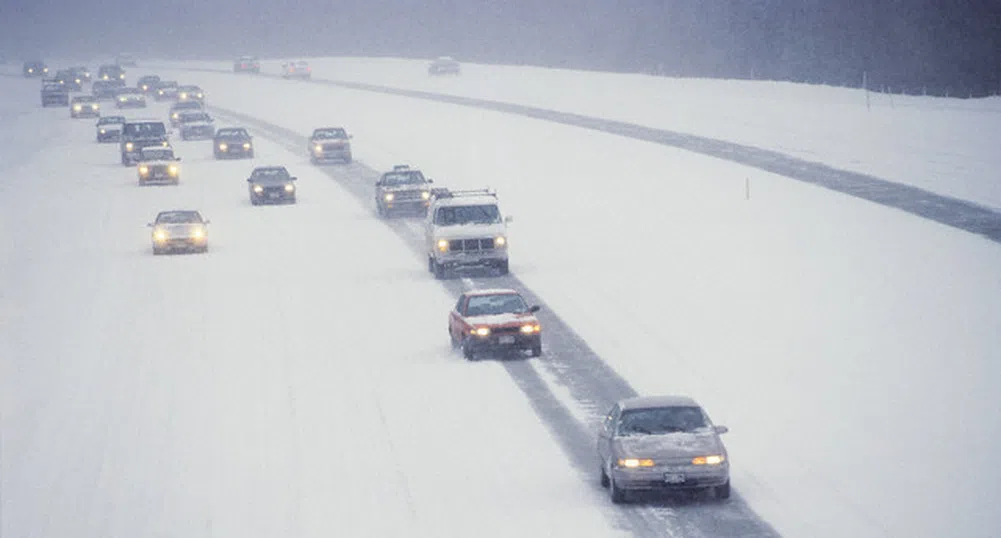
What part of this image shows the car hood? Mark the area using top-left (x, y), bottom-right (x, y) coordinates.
top-left (139, 159), bottom-right (177, 166)
top-left (383, 184), bottom-right (429, 193)
top-left (251, 178), bottom-right (293, 186)
top-left (613, 432), bottom-right (724, 460)
top-left (433, 221), bottom-right (506, 240)
top-left (465, 312), bottom-right (539, 327)
top-left (157, 223), bottom-right (203, 236)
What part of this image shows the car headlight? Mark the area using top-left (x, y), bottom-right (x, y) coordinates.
top-left (421, 191), bottom-right (431, 200)
top-left (436, 239), bottom-right (449, 252)
top-left (384, 193), bottom-right (394, 202)
top-left (180, 92), bottom-right (187, 99)
top-left (618, 458), bottom-right (655, 468)
top-left (191, 227), bottom-right (205, 239)
top-left (172, 113), bottom-right (179, 119)
top-left (313, 144), bottom-right (322, 153)
top-left (102, 74), bottom-right (108, 79)
top-left (92, 104), bottom-right (99, 109)
top-left (472, 327), bottom-right (490, 337)
top-left (218, 143), bottom-right (228, 151)
top-left (494, 236), bottom-right (507, 247)
top-left (242, 142), bottom-right (251, 149)
top-left (139, 166), bottom-right (149, 175)
top-left (153, 228), bottom-right (167, 242)
top-left (119, 97), bottom-right (126, 102)
top-left (692, 455), bottom-right (726, 465)
top-left (158, 90), bottom-right (164, 95)
top-left (284, 183), bottom-right (295, 192)
top-left (27, 68), bottom-right (33, 73)
top-left (253, 184), bottom-right (264, 193)
top-left (75, 78), bottom-right (81, 84)
top-left (141, 85), bottom-right (148, 91)
top-left (99, 128), bottom-right (106, 134)
top-left (125, 142), bottom-right (134, 150)
top-left (520, 324), bottom-right (540, 334)
top-left (73, 105), bottom-right (82, 111)
top-left (168, 165), bottom-right (178, 175)
top-left (119, 74), bottom-right (125, 79)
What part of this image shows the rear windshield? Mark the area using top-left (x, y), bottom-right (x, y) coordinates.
top-left (434, 204), bottom-right (501, 226)
top-left (123, 122), bottom-right (166, 137)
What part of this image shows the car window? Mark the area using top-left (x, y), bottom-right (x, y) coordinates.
top-left (454, 295), bottom-right (466, 314)
top-left (156, 211), bottom-right (201, 224)
top-left (252, 168), bottom-right (290, 180)
top-left (434, 204), bottom-right (500, 226)
top-left (123, 123), bottom-right (166, 137)
top-left (381, 172), bottom-right (425, 186)
top-left (617, 406), bottom-right (708, 436)
top-left (141, 149), bottom-right (173, 160)
top-left (313, 129), bottom-right (346, 139)
top-left (464, 294), bottom-right (528, 316)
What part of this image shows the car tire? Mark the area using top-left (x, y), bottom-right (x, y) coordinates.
top-left (497, 259), bottom-right (510, 276)
top-left (609, 477), bottom-right (627, 504)
top-left (600, 466), bottom-right (610, 488)
top-left (529, 340), bottom-right (542, 358)
top-left (433, 259), bottom-right (446, 280)
top-left (461, 337), bottom-right (475, 360)
top-left (344, 155), bottom-right (352, 164)
top-left (251, 198), bottom-right (259, 206)
top-left (152, 246), bottom-right (163, 255)
top-left (449, 327), bottom-right (459, 349)
top-left (715, 480), bottom-right (731, 500)
top-left (427, 256), bottom-right (435, 274)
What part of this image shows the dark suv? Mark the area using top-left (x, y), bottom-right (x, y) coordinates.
top-left (120, 120), bottom-right (169, 165)
top-left (213, 127), bottom-right (254, 159)
top-left (41, 82), bottom-right (69, 107)
top-left (97, 64), bottom-right (126, 86)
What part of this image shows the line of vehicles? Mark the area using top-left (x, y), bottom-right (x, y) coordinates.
top-left (28, 56), bottom-right (733, 505)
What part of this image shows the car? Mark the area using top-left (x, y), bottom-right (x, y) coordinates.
top-left (176, 85), bottom-right (205, 103)
top-left (70, 95), bottom-right (100, 118)
top-left (68, 65), bottom-right (92, 82)
top-left (136, 75), bottom-right (161, 93)
top-left (96, 115), bottom-right (126, 143)
top-left (116, 53), bottom-right (137, 67)
top-left (176, 111), bottom-right (215, 140)
top-left (308, 127), bottom-right (352, 164)
top-left (97, 64), bottom-right (126, 85)
top-left (120, 119), bottom-right (169, 165)
top-left (234, 56), bottom-right (260, 73)
top-left (136, 146), bottom-right (181, 185)
top-left (281, 60), bottom-right (311, 79)
top-left (375, 165), bottom-right (434, 217)
top-left (154, 80), bottom-right (179, 101)
top-left (40, 81), bottom-right (69, 107)
top-left (424, 188), bottom-right (510, 279)
top-left (168, 100), bottom-right (204, 126)
top-left (114, 87), bottom-right (146, 108)
top-left (54, 69), bottom-right (83, 91)
top-left (91, 80), bottom-right (119, 101)
top-left (247, 166), bottom-right (297, 205)
top-left (448, 288), bottom-right (542, 359)
top-left (23, 60), bottom-right (48, 77)
top-left (428, 56), bottom-right (461, 76)
top-left (147, 210), bottom-right (209, 255)
top-left (213, 127), bottom-right (254, 159)
top-left (597, 395), bottom-right (731, 503)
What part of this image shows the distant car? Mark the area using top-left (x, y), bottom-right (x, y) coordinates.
top-left (23, 60), bottom-right (48, 77)
top-left (213, 127), bottom-right (254, 159)
top-left (40, 82), bottom-right (69, 107)
top-left (116, 53), bottom-right (137, 67)
top-left (114, 87), bottom-right (146, 108)
top-left (176, 85), bottom-right (205, 103)
top-left (68, 65), bottom-right (92, 82)
top-left (91, 80), bottom-right (118, 100)
top-left (136, 75), bottom-right (161, 93)
top-left (70, 95), bottom-right (100, 118)
top-left (120, 119), bottom-right (169, 165)
top-left (168, 100), bottom-right (204, 126)
top-left (97, 64), bottom-right (126, 85)
top-left (448, 288), bottom-right (542, 359)
top-left (375, 165), bottom-right (434, 217)
top-left (247, 166), bottom-right (297, 205)
top-left (428, 56), bottom-right (461, 76)
top-left (282, 60), bottom-right (311, 79)
top-left (234, 56), bottom-right (260, 73)
top-left (147, 210), bottom-right (209, 255)
top-left (597, 395), bottom-right (731, 503)
top-left (96, 115), bottom-right (126, 143)
top-left (154, 80), bottom-right (179, 101)
top-left (177, 111), bottom-right (215, 140)
top-left (137, 146), bottom-right (181, 185)
top-left (308, 127), bottom-right (352, 164)
top-left (54, 69), bottom-right (83, 91)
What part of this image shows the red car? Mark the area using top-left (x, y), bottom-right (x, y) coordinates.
top-left (234, 56), bottom-right (260, 73)
top-left (448, 288), bottom-right (542, 359)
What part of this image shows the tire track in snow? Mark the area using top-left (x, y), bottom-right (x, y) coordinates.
top-left (203, 104), bottom-right (780, 538)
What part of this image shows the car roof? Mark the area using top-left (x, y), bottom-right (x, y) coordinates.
top-left (617, 395), bottom-right (700, 411)
top-left (252, 166), bottom-right (288, 172)
top-left (433, 195), bottom-right (499, 207)
top-left (465, 288), bottom-right (520, 297)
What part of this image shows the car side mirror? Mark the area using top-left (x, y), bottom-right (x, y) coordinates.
top-left (375, 180), bottom-right (383, 186)
top-left (175, 157), bottom-right (182, 161)
top-left (204, 220), bottom-right (211, 224)
top-left (246, 178), bottom-right (252, 182)
top-left (427, 178), bottom-right (434, 183)
top-left (290, 176), bottom-right (298, 181)
top-left (714, 425), bottom-right (729, 435)
top-left (529, 305), bottom-right (540, 313)
top-left (146, 223), bottom-right (153, 228)
top-left (504, 215), bottom-right (514, 223)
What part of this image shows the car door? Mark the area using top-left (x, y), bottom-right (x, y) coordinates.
top-left (596, 404), bottom-right (620, 467)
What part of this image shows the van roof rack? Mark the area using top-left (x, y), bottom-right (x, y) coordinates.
top-left (431, 187), bottom-right (496, 199)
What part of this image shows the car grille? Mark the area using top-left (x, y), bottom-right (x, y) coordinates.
top-left (449, 238), bottom-right (495, 252)
top-left (322, 143), bottom-right (346, 151)
top-left (393, 190), bottom-right (424, 201)
top-left (491, 326), bottom-right (520, 335)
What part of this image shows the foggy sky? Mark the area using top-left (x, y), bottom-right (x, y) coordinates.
top-left (3, 0), bottom-right (999, 96)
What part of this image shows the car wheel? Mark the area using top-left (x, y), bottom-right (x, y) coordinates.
top-left (497, 259), bottom-right (510, 276)
top-left (152, 246), bottom-right (163, 255)
top-left (461, 337), bottom-right (475, 360)
top-left (600, 465), bottom-right (610, 488)
top-left (715, 480), bottom-right (731, 500)
top-left (433, 259), bottom-right (446, 280)
top-left (344, 155), bottom-right (352, 164)
top-left (427, 256), bottom-right (435, 274)
top-left (251, 198), bottom-right (259, 206)
top-left (449, 327), bottom-right (459, 349)
top-left (609, 477), bottom-right (627, 504)
top-left (529, 340), bottom-right (542, 358)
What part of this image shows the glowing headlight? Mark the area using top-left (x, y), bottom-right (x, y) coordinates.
top-left (384, 193), bottom-right (395, 202)
top-left (313, 144), bottom-right (322, 153)
top-left (168, 165), bottom-right (179, 175)
top-left (119, 74), bottom-right (125, 79)
top-left (473, 327), bottom-right (490, 337)
top-left (73, 104), bottom-right (82, 111)
top-left (92, 104), bottom-right (99, 109)
top-left (618, 458), bottom-right (656, 468)
top-left (253, 184), bottom-right (264, 193)
top-left (141, 85), bottom-right (148, 91)
top-left (218, 143), bottom-right (228, 151)
top-left (75, 78), bottom-right (81, 84)
top-left (436, 239), bottom-right (449, 252)
top-left (43, 68), bottom-right (48, 73)
top-left (180, 92), bottom-right (187, 99)
top-left (242, 142), bottom-right (251, 149)
top-left (172, 113), bottom-right (179, 119)
top-left (421, 191), bottom-right (431, 200)
top-left (191, 227), bottom-right (205, 239)
top-left (99, 129), bottom-right (106, 134)
top-left (103, 74), bottom-right (108, 80)
top-left (139, 166), bottom-right (149, 175)
top-left (153, 228), bottom-right (167, 242)
top-left (118, 97), bottom-right (126, 102)
top-left (494, 236), bottom-right (507, 247)
top-left (158, 90), bottom-right (164, 95)
top-left (520, 324), bottom-right (540, 334)
top-left (284, 183), bottom-right (295, 192)
top-left (125, 142), bottom-right (134, 150)
top-left (27, 68), bottom-right (33, 73)
top-left (692, 455), bottom-right (726, 465)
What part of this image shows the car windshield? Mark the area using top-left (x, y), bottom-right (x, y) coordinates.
top-left (434, 204), bottom-right (501, 226)
top-left (140, 149), bottom-right (174, 161)
top-left (73, 97), bottom-right (95, 103)
top-left (216, 129), bottom-right (248, 139)
top-left (180, 112), bottom-right (210, 122)
top-left (252, 168), bottom-right (290, 180)
top-left (156, 211), bottom-right (201, 224)
top-left (465, 294), bottom-right (529, 316)
top-left (158, 81), bottom-right (178, 88)
top-left (116, 88), bottom-right (141, 95)
top-left (98, 116), bottom-right (125, 125)
top-left (313, 129), bottom-right (346, 139)
top-left (381, 171), bottom-right (425, 186)
top-left (42, 84), bottom-right (63, 91)
top-left (173, 102), bottom-right (201, 111)
top-left (123, 123), bottom-right (166, 137)
top-left (617, 406), bottom-right (709, 436)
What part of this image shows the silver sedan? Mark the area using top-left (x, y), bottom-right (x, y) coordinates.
top-left (597, 395), bottom-right (730, 503)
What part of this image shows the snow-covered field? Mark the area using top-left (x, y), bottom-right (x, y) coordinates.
top-left (4, 57), bottom-right (1001, 538)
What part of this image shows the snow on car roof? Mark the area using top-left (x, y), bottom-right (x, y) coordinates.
top-left (466, 288), bottom-right (519, 297)
top-left (618, 395), bottom-right (700, 411)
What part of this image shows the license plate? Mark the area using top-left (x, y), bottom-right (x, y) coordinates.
top-left (664, 473), bottom-right (685, 484)
top-left (269, 192), bottom-right (280, 198)
top-left (498, 335), bottom-right (516, 345)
